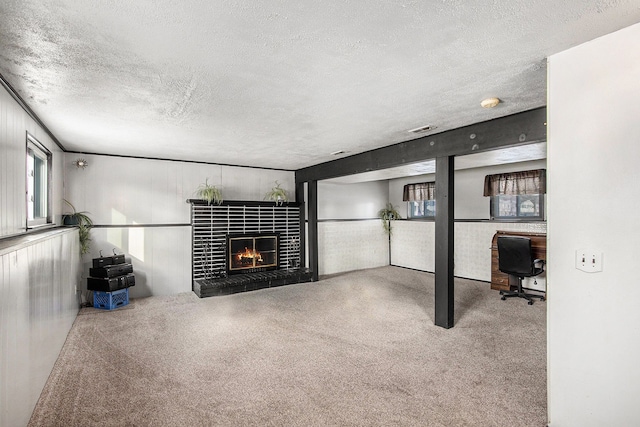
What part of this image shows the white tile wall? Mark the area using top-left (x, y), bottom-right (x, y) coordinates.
top-left (390, 220), bottom-right (547, 291)
top-left (455, 222), bottom-right (547, 291)
top-left (318, 220), bottom-right (389, 275)
top-left (390, 220), bottom-right (436, 272)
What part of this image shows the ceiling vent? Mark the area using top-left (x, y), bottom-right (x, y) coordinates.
top-left (408, 125), bottom-right (436, 134)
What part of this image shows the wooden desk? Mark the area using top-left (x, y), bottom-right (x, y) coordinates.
top-left (490, 230), bottom-right (547, 291)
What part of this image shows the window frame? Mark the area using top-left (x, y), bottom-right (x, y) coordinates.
top-left (404, 181), bottom-right (436, 220)
top-left (26, 133), bottom-right (52, 228)
top-left (407, 200), bottom-right (436, 219)
top-left (490, 193), bottom-right (545, 221)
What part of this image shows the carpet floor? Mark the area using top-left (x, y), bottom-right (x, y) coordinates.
top-left (28, 266), bottom-right (547, 426)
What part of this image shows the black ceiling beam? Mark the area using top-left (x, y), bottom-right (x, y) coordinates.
top-left (295, 107), bottom-right (547, 182)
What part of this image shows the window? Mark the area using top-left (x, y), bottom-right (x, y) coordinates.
top-left (408, 200), bottom-right (436, 218)
top-left (484, 169), bottom-right (545, 221)
top-left (491, 194), bottom-right (544, 220)
top-left (26, 135), bottom-right (51, 227)
top-left (403, 181), bottom-right (435, 219)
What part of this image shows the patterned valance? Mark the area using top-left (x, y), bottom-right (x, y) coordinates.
top-left (403, 181), bottom-right (435, 201)
top-left (483, 169), bottom-right (546, 196)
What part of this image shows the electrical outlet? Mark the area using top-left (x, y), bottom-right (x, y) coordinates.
top-left (575, 249), bottom-right (603, 273)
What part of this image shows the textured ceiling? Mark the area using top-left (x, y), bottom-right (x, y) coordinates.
top-left (1, 1), bottom-right (639, 171)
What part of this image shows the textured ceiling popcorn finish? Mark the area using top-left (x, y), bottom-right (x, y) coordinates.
top-left (1, 0), bottom-right (639, 170)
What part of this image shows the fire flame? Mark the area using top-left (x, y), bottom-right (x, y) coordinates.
top-left (236, 247), bottom-right (263, 263)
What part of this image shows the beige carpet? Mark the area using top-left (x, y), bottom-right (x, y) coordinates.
top-left (29, 266), bottom-right (547, 426)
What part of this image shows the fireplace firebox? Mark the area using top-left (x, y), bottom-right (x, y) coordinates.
top-left (227, 233), bottom-right (279, 275)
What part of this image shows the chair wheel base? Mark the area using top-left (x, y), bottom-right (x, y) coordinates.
top-left (528, 300), bottom-right (533, 305)
top-left (501, 296), bottom-right (506, 300)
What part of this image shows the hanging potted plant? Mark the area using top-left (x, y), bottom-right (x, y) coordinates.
top-left (195, 178), bottom-right (223, 205)
top-left (62, 199), bottom-right (92, 227)
top-left (378, 202), bottom-right (401, 235)
top-left (62, 199), bottom-right (93, 254)
top-left (264, 181), bottom-right (288, 205)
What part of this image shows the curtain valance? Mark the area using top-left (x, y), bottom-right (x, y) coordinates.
top-left (483, 169), bottom-right (546, 196)
top-left (403, 181), bottom-right (435, 201)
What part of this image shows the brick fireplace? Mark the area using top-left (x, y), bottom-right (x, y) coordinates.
top-left (189, 200), bottom-right (312, 297)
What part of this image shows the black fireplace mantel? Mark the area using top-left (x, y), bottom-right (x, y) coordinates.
top-left (187, 199), bottom-right (301, 208)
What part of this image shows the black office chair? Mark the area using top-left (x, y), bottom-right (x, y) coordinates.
top-left (497, 236), bottom-right (546, 305)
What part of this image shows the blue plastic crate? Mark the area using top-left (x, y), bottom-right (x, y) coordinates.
top-left (93, 288), bottom-right (129, 310)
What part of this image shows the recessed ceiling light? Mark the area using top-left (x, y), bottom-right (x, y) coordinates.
top-left (481, 97), bottom-right (501, 108)
top-left (330, 150), bottom-right (346, 155)
top-left (407, 125), bottom-right (436, 134)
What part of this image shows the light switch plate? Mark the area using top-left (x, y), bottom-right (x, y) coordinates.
top-left (575, 249), bottom-right (603, 273)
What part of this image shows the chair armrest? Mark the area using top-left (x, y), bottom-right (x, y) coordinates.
top-left (533, 259), bottom-right (546, 267)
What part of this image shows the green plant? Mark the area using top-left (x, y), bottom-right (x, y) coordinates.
top-left (264, 181), bottom-right (288, 205)
top-left (77, 224), bottom-right (92, 255)
top-left (62, 199), bottom-right (93, 255)
top-left (378, 202), bottom-right (402, 235)
top-left (195, 178), bottom-right (223, 205)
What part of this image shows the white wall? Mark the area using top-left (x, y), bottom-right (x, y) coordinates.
top-left (317, 180), bottom-right (389, 275)
top-left (0, 84), bottom-right (79, 426)
top-left (0, 85), bottom-right (64, 237)
top-left (455, 159), bottom-right (546, 219)
top-left (64, 153), bottom-right (294, 297)
top-left (387, 160), bottom-right (547, 288)
top-left (318, 180), bottom-right (388, 220)
top-left (317, 162), bottom-right (550, 280)
top-left (0, 229), bottom-right (80, 427)
top-left (547, 23), bottom-right (640, 426)
top-left (388, 159), bottom-right (546, 219)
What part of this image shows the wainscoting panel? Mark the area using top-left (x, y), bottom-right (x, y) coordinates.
top-left (0, 229), bottom-right (80, 427)
top-left (390, 220), bottom-right (547, 290)
top-left (318, 220), bottom-right (389, 276)
top-left (454, 222), bottom-right (547, 284)
top-left (389, 220), bottom-right (436, 272)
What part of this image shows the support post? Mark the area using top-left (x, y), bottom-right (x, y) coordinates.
top-left (295, 181), bottom-right (306, 270)
top-left (435, 156), bottom-right (455, 328)
top-left (307, 180), bottom-right (319, 281)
